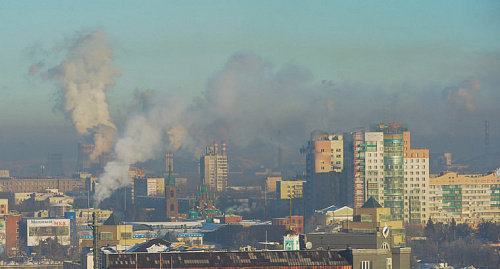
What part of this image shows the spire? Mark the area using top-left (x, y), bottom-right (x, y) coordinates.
top-left (167, 164), bottom-right (174, 184)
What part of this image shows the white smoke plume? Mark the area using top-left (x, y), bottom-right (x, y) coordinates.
top-left (95, 52), bottom-right (336, 205)
top-left (41, 29), bottom-right (120, 163)
top-left (442, 77), bottom-right (481, 113)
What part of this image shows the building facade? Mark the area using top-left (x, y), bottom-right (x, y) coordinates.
top-left (429, 171), bottom-right (500, 223)
top-left (303, 131), bottom-right (346, 216)
top-left (200, 141), bottom-right (228, 193)
top-left (403, 132), bottom-right (430, 224)
top-left (276, 180), bottom-right (306, 199)
top-left (0, 178), bottom-right (86, 193)
top-left (341, 123), bottom-right (429, 224)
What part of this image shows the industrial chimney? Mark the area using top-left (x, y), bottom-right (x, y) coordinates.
top-left (76, 142), bottom-right (93, 172)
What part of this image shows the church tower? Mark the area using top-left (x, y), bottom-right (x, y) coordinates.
top-left (165, 164), bottom-right (178, 220)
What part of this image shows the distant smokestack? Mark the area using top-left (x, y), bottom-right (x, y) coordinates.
top-left (166, 152), bottom-right (173, 173)
top-left (214, 141), bottom-right (219, 154)
top-left (222, 140), bottom-right (226, 155)
top-left (77, 142), bottom-right (93, 172)
top-left (47, 153), bottom-right (63, 177)
top-left (485, 120), bottom-right (489, 157)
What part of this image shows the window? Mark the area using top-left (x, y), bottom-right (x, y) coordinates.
top-left (361, 261), bottom-right (372, 269)
top-left (101, 232), bottom-right (113, 240)
top-left (121, 232), bottom-right (132, 239)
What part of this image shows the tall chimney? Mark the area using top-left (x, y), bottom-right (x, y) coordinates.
top-left (485, 120), bottom-right (489, 157)
top-left (222, 140), bottom-right (226, 155)
top-left (214, 141), bottom-right (218, 154)
top-left (76, 142), bottom-right (93, 172)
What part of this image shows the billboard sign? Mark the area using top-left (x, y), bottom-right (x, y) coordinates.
top-left (0, 221), bottom-right (5, 254)
top-left (27, 218), bottom-right (70, 246)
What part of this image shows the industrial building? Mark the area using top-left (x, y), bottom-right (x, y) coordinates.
top-left (104, 250), bottom-right (352, 269)
top-left (200, 141), bottom-right (228, 193)
top-left (0, 177), bottom-right (86, 193)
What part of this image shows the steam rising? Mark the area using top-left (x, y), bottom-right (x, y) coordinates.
top-left (38, 29), bottom-right (120, 163)
top-left (442, 78), bottom-right (481, 113)
top-left (95, 52), bottom-right (334, 205)
top-left (95, 51), bottom-right (495, 205)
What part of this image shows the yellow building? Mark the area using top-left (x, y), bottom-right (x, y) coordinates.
top-left (343, 197), bottom-right (406, 247)
top-left (0, 199), bottom-right (8, 217)
top-left (277, 180), bottom-right (306, 199)
top-left (74, 208), bottom-right (113, 224)
top-left (429, 171), bottom-right (500, 224)
top-left (264, 176), bottom-right (282, 192)
top-left (80, 213), bottom-right (146, 251)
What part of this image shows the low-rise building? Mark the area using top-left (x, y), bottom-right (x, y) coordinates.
top-left (272, 216), bottom-right (304, 234)
top-left (342, 197), bottom-right (406, 248)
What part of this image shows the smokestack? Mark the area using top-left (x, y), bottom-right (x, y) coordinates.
top-left (485, 120), bottom-right (489, 157)
top-left (77, 142), bottom-right (93, 172)
top-left (47, 153), bottom-right (63, 177)
top-left (222, 140), bottom-right (226, 155)
top-left (166, 152), bottom-right (174, 173)
top-left (214, 141), bottom-right (218, 154)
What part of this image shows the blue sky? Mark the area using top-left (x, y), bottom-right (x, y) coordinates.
top-left (1, 1), bottom-right (499, 173)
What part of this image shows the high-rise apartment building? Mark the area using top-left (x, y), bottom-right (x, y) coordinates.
top-left (403, 131), bottom-right (429, 224)
top-left (305, 123), bottom-right (429, 223)
top-left (200, 141), bottom-right (228, 193)
top-left (303, 131), bottom-right (345, 215)
top-left (344, 123), bottom-right (429, 223)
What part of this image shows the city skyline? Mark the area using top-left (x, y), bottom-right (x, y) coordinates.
top-left (1, 1), bottom-right (499, 176)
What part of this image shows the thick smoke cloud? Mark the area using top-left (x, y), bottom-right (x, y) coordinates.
top-left (95, 52), bottom-right (334, 205)
top-left (33, 29), bottom-right (120, 163)
top-left (95, 50), bottom-right (499, 205)
top-left (442, 78), bottom-right (481, 114)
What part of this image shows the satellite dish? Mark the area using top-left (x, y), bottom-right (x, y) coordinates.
top-left (306, 242), bottom-right (312, 250)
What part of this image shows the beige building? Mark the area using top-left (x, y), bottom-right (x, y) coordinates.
top-left (343, 197), bottom-right (406, 248)
top-left (277, 180), bottom-right (306, 199)
top-left (14, 192), bottom-right (32, 205)
top-left (363, 132), bottom-right (385, 208)
top-left (305, 132), bottom-right (344, 174)
top-left (200, 142), bottom-right (228, 192)
top-left (403, 131), bottom-right (429, 224)
top-left (0, 170), bottom-right (9, 178)
top-left (0, 178), bottom-right (86, 193)
top-left (74, 208), bottom-right (113, 224)
top-left (264, 176), bottom-right (282, 192)
top-left (0, 199), bottom-right (8, 217)
top-left (429, 171), bottom-right (500, 224)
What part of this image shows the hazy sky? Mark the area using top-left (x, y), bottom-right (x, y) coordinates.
top-left (1, 1), bottom-right (499, 175)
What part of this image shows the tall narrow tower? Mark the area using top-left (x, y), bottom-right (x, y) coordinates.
top-left (485, 120), bottom-right (489, 157)
top-left (165, 164), bottom-right (178, 220)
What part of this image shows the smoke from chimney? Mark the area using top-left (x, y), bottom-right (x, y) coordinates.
top-left (33, 29), bottom-right (119, 165)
